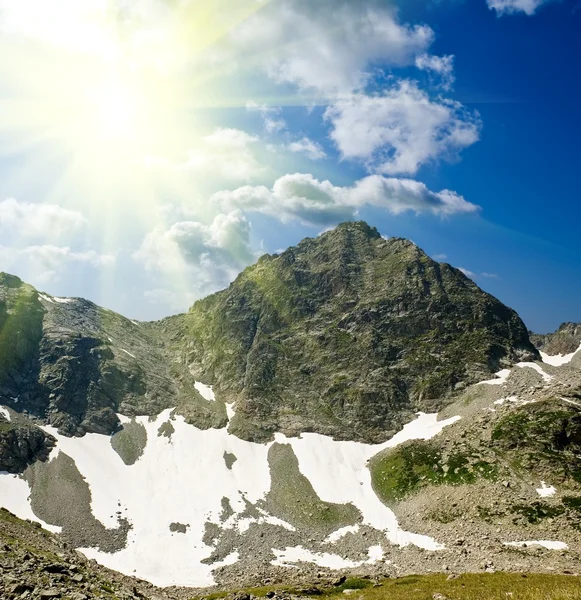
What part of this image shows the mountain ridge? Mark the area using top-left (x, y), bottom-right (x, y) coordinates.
top-left (0, 221), bottom-right (538, 443)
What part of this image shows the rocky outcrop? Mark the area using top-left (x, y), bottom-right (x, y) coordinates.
top-left (0, 274), bottom-right (223, 437)
top-left (164, 222), bottom-right (538, 442)
top-left (0, 421), bottom-right (55, 474)
top-left (531, 323), bottom-right (581, 356)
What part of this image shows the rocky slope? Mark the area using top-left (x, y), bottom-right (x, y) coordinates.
top-left (0, 222), bottom-right (538, 443)
top-left (531, 323), bottom-right (581, 356)
top-left (0, 273), bottom-right (225, 437)
top-left (159, 221), bottom-right (538, 442)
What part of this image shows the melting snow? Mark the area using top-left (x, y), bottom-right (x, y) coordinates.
top-left (536, 482), bottom-right (557, 498)
top-left (271, 545), bottom-right (384, 569)
top-left (516, 362), bottom-right (553, 382)
top-left (0, 472), bottom-right (61, 534)
top-left (0, 410), bottom-right (460, 587)
top-left (194, 382), bottom-right (215, 401)
top-left (276, 412), bottom-right (460, 551)
top-left (121, 349), bottom-right (136, 359)
top-left (0, 406), bottom-right (10, 421)
top-left (324, 524), bottom-right (361, 544)
top-left (541, 344), bottom-right (581, 367)
top-left (477, 369), bottom-right (511, 386)
top-left (37, 293), bottom-right (54, 304)
top-left (504, 540), bottom-right (568, 550)
top-left (53, 297), bottom-right (74, 304)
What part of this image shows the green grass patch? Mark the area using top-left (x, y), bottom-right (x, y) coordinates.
top-left (369, 440), bottom-right (497, 503)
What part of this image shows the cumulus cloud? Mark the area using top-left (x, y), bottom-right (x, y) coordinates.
top-left (220, 0), bottom-right (433, 95)
top-left (214, 173), bottom-right (480, 227)
top-left (325, 81), bottom-right (481, 175)
top-left (0, 244), bottom-right (115, 283)
top-left (487, 0), bottom-right (552, 15)
top-left (0, 198), bottom-right (86, 238)
top-left (415, 54), bottom-right (455, 90)
top-left (146, 128), bottom-right (266, 183)
top-left (288, 138), bottom-right (327, 161)
top-left (134, 211), bottom-right (256, 301)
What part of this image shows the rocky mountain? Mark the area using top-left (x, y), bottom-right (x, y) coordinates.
top-left (531, 322), bottom-right (581, 357)
top-left (0, 272), bottom-right (225, 438)
top-left (1, 220), bottom-right (579, 593)
top-left (0, 222), bottom-right (538, 443)
top-left (160, 221), bottom-right (538, 442)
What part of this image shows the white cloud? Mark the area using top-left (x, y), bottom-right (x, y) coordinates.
top-left (415, 54), bottom-right (455, 90)
top-left (288, 138), bottom-right (327, 161)
top-left (215, 173), bottom-right (480, 227)
top-left (146, 128), bottom-right (266, 184)
top-left (487, 0), bottom-right (552, 15)
top-left (325, 81), bottom-right (481, 175)
top-left (134, 211), bottom-right (255, 302)
top-left (220, 0), bottom-right (434, 94)
top-left (246, 101), bottom-right (287, 134)
top-left (0, 244), bottom-right (115, 283)
top-left (0, 198), bottom-right (86, 238)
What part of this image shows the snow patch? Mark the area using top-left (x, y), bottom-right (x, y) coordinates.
top-left (516, 362), bottom-right (553, 382)
top-left (504, 540), bottom-right (568, 550)
top-left (121, 349), bottom-right (136, 359)
top-left (477, 369), bottom-right (511, 386)
top-left (277, 412), bottom-right (460, 551)
top-left (226, 403), bottom-right (236, 421)
top-left (0, 472), bottom-right (61, 534)
top-left (324, 525), bottom-right (360, 544)
top-left (541, 344), bottom-right (581, 367)
top-left (0, 406), bottom-right (11, 421)
top-left (194, 382), bottom-right (215, 402)
top-left (37, 293), bottom-right (54, 304)
top-left (536, 482), bottom-right (556, 498)
top-left (53, 297), bottom-right (74, 304)
top-left (271, 545), bottom-right (384, 569)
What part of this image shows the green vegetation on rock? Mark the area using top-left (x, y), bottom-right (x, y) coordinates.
top-left (162, 221), bottom-right (538, 443)
top-left (491, 400), bottom-right (581, 483)
top-left (369, 439), bottom-right (498, 503)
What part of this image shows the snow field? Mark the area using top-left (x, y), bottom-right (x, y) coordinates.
top-left (2, 410), bottom-right (460, 587)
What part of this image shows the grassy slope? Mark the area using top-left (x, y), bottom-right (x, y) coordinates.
top-left (194, 573), bottom-right (581, 600)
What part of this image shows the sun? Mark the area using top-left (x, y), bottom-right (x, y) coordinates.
top-left (96, 81), bottom-right (138, 139)
top-left (0, 0), bottom-right (273, 226)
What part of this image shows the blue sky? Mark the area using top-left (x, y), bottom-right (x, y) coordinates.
top-left (0, 0), bottom-right (578, 332)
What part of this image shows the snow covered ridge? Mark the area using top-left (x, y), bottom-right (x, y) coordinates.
top-left (0, 409), bottom-right (459, 588)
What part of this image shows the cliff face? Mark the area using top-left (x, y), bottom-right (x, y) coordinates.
top-left (165, 222), bottom-right (538, 442)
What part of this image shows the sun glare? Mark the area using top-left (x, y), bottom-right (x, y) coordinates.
top-left (96, 82), bottom-right (138, 138)
top-left (0, 0), bottom-right (273, 239)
